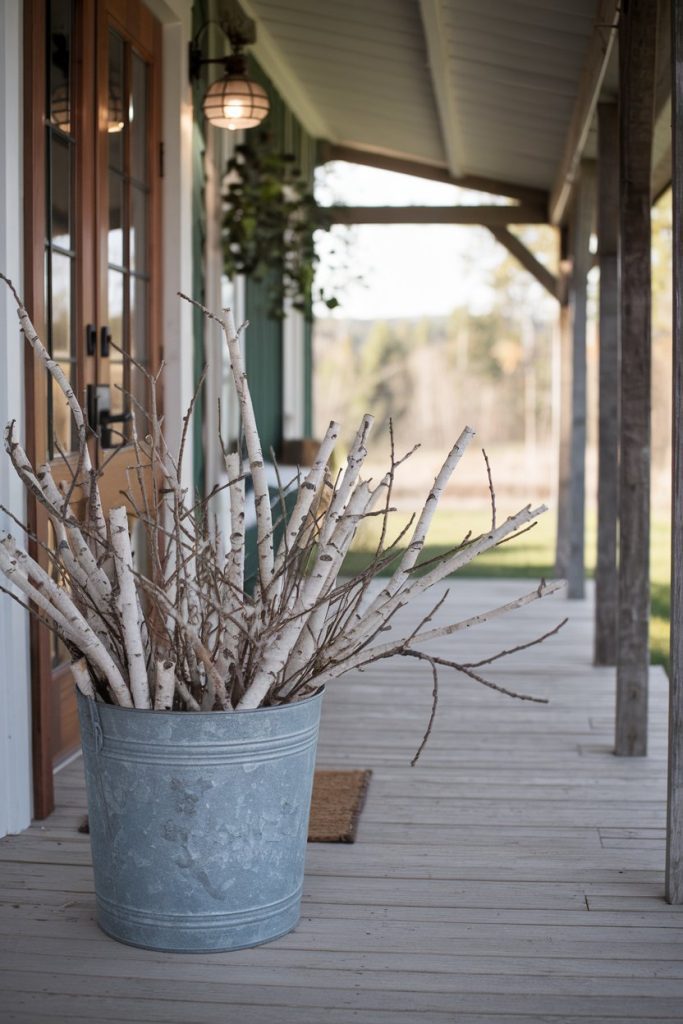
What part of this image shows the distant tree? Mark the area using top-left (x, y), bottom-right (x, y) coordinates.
top-left (353, 321), bottom-right (410, 438)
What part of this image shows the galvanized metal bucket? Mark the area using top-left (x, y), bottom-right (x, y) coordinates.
top-left (76, 688), bottom-right (323, 952)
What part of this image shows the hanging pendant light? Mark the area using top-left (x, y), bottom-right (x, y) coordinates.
top-left (202, 53), bottom-right (270, 131)
top-left (189, 10), bottom-right (270, 132)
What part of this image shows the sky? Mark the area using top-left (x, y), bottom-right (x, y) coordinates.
top-left (313, 162), bottom-right (525, 321)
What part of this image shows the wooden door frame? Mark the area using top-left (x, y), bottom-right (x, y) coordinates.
top-left (23, 0), bottom-right (51, 817)
top-left (23, 0), bottom-right (162, 818)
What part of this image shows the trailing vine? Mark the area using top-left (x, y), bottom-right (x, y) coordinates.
top-left (222, 140), bottom-right (339, 319)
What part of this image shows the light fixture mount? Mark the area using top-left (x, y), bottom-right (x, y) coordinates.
top-left (189, 8), bottom-right (269, 131)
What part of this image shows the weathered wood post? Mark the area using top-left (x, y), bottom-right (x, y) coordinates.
top-left (554, 228), bottom-right (572, 579)
top-left (615, 0), bottom-right (657, 757)
top-left (594, 103), bottom-right (620, 665)
top-left (567, 162), bottom-right (596, 600)
top-left (667, 0), bottom-right (683, 904)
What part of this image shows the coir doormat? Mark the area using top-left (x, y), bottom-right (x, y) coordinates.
top-left (307, 769), bottom-right (372, 843)
top-left (78, 768), bottom-right (372, 844)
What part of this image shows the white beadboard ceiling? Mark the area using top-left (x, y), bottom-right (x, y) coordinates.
top-left (239, 0), bottom-right (602, 192)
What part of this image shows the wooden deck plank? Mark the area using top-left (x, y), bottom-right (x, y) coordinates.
top-left (1, 579), bottom-right (681, 1021)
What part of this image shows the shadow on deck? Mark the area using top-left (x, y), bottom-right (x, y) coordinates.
top-left (1, 579), bottom-right (681, 1023)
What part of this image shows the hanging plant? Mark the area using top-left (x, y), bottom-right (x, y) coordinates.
top-left (221, 139), bottom-right (339, 319)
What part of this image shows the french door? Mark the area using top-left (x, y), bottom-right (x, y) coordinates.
top-left (24, 0), bottom-right (162, 815)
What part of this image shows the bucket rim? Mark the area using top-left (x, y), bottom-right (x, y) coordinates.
top-left (75, 684), bottom-right (324, 719)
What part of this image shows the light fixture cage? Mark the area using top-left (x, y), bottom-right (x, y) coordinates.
top-left (202, 65), bottom-right (270, 131)
top-left (51, 82), bottom-right (71, 134)
top-left (108, 79), bottom-right (125, 134)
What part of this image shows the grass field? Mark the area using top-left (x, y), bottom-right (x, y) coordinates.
top-left (343, 505), bottom-right (671, 671)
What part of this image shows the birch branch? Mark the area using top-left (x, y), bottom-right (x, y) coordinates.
top-left (0, 534), bottom-right (133, 707)
top-left (178, 293), bottom-right (275, 587)
top-left (270, 419), bottom-right (340, 598)
top-left (310, 579), bottom-right (564, 689)
top-left (154, 658), bottom-right (176, 711)
top-left (109, 506), bottom-right (151, 709)
top-left (1, 281), bottom-right (107, 547)
top-left (72, 658), bottom-right (97, 701)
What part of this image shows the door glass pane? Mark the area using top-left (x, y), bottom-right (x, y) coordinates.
top-left (50, 251), bottom-right (72, 358)
top-left (105, 35), bottom-right (152, 447)
top-left (51, 135), bottom-right (71, 248)
top-left (108, 269), bottom-right (125, 416)
top-left (130, 52), bottom-right (148, 184)
top-left (45, 0), bottom-right (77, 460)
top-left (108, 30), bottom-right (125, 168)
top-left (48, 0), bottom-right (73, 136)
top-left (108, 170), bottom-right (124, 266)
top-left (108, 268), bottom-right (125, 350)
top-left (109, 358), bottom-right (125, 423)
top-left (130, 185), bottom-right (147, 273)
top-left (51, 361), bottom-right (73, 454)
top-left (130, 276), bottom-right (147, 364)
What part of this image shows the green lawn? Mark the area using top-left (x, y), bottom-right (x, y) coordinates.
top-left (343, 505), bottom-right (671, 670)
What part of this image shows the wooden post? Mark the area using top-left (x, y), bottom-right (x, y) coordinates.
top-left (567, 162), bottom-right (596, 600)
top-left (594, 103), bottom-right (620, 665)
top-left (667, 0), bottom-right (683, 903)
top-left (615, 0), bottom-right (657, 757)
top-left (554, 227), bottom-right (572, 579)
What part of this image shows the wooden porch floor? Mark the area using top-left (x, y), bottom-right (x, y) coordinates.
top-left (1, 579), bottom-right (681, 1023)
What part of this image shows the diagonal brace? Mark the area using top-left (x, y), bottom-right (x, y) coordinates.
top-left (488, 227), bottom-right (559, 300)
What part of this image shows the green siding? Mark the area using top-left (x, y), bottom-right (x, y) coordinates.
top-left (242, 59), bottom-right (317, 455)
top-left (190, 24), bottom-right (317, 479)
top-left (245, 269), bottom-right (284, 458)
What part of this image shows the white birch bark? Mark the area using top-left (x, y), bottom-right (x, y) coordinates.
top-left (213, 453), bottom-right (246, 699)
top-left (219, 309), bottom-right (274, 587)
top-left (12, 301), bottom-right (107, 547)
top-left (71, 657), bottom-right (96, 700)
top-left (323, 503), bottom-right (547, 665)
top-left (278, 476), bottom-right (388, 696)
top-left (138, 579), bottom-right (230, 711)
top-left (36, 464), bottom-right (114, 636)
top-left (0, 534), bottom-right (133, 707)
top-left (109, 506), bottom-right (151, 709)
top-left (270, 419), bottom-right (340, 597)
top-left (318, 415), bottom-right (373, 551)
top-left (361, 426), bottom-right (475, 619)
top-left (310, 578), bottom-right (565, 689)
top-left (238, 481), bottom-right (372, 709)
top-left (154, 659), bottom-right (176, 710)
top-left (225, 452), bottom-right (245, 597)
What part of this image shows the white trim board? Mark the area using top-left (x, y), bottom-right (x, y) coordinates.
top-left (0, 0), bottom-right (32, 837)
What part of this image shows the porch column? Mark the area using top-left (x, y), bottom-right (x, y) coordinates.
top-left (567, 162), bottom-right (595, 600)
top-left (554, 228), bottom-right (571, 579)
top-left (594, 103), bottom-right (620, 665)
top-left (667, 0), bottom-right (683, 903)
top-left (615, 0), bottom-right (657, 757)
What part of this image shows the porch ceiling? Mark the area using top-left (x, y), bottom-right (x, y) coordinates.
top-left (239, 0), bottom-right (606, 197)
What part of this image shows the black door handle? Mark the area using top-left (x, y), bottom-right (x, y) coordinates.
top-left (100, 325), bottom-right (112, 358)
top-left (86, 323), bottom-right (96, 357)
top-left (100, 409), bottom-right (133, 449)
top-left (86, 383), bottom-right (132, 448)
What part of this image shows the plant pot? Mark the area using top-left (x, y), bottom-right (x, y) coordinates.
top-left (76, 687), bottom-right (323, 952)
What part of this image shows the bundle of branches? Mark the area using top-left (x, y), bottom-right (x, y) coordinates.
top-left (0, 278), bottom-right (565, 761)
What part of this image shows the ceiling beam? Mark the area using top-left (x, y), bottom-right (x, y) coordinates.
top-left (549, 0), bottom-right (620, 225)
top-left (488, 227), bottom-right (559, 299)
top-left (237, 0), bottom-right (331, 140)
top-left (317, 142), bottom-right (550, 208)
top-left (418, 0), bottom-right (466, 178)
top-left (327, 206), bottom-right (548, 226)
